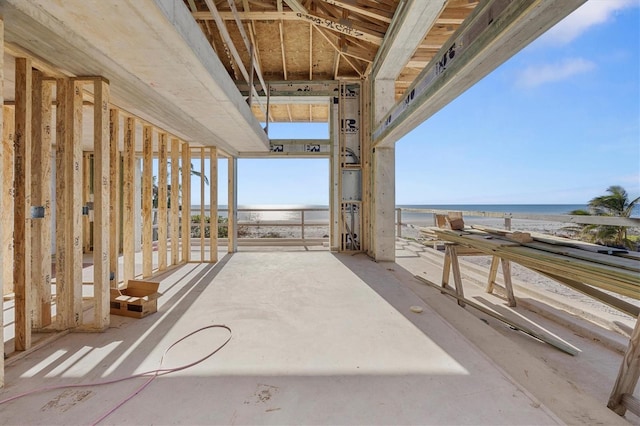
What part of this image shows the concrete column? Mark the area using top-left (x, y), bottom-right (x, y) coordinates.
top-left (371, 79), bottom-right (397, 261)
top-left (374, 79), bottom-right (395, 125)
top-left (373, 146), bottom-right (395, 261)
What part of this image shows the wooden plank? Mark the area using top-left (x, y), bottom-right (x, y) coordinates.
top-left (142, 125), bottom-right (153, 277)
top-left (448, 245), bottom-right (465, 307)
top-left (181, 143), bottom-right (191, 261)
top-left (210, 147), bottom-right (218, 262)
top-left (157, 132), bottom-right (168, 270)
top-left (539, 271), bottom-right (640, 318)
top-left (528, 231), bottom-right (628, 254)
top-left (435, 228), bottom-right (640, 298)
top-left (621, 394), bottom-right (640, 417)
top-left (82, 152), bottom-right (91, 253)
top-left (170, 138), bottom-right (180, 265)
top-left (14, 57), bottom-right (32, 350)
top-left (501, 259), bottom-right (516, 307)
top-left (228, 156), bottom-right (237, 253)
top-left (70, 80), bottom-right (84, 327)
top-left (122, 117), bottom-right (136, 283)
top-left (523, 241), bottom-right (640, 273)
top-left (608, 314), bottom-right (640, 415)
top-left (31, 70), bottom-right (53, 328)
top-left (470, 225), bottom-right (532, 243)
top-left (54, 78), bottom-right (83, 329)
top-left (92, 79), bottom-right (110, 329)
top-left (55, 78), bottom-right (70, 329)
top-left (2, 107), bottom-right (15, 298)
top-left (0, 22), bottom-right (4, 387)
top-left (108, 108), bottom-right (120, 288)
top-left (415, 275), bottom-right (580, 356)
top-left (200, 148), bottom-right (205, 261)
top-left (486, 256), bottom-right (500, 294)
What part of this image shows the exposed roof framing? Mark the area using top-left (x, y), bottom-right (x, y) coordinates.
top-left (185, 0), bottom-right (480, 122)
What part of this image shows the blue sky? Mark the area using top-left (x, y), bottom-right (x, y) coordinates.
top-left (207, 0), bottom-right (639, 207)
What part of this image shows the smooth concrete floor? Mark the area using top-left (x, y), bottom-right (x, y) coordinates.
top-left (0, 251), bottom-right (568, 425)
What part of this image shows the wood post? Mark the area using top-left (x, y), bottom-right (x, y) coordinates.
top-left (209, 147), bottom-right (218, 262)
top-left (2, 106), bottom-right (15, 298)
top-left (92, 78), bottom-right (110, 329)
top-left (82, 152), bottom-right (92, 253)
top-left (200, 148), bottom-right (205, 261)
top-left (122, 117), bottom-right (136, 282)
top-left (158, 133), bottom-right (168, 270)
top-left (608, 314), bottom-right (640, 416)
top-left (228, 156), bottom-right (237, 253)
top-left (55, 78), bottom-right (83, 330)
top-left (142, 125), bottom-right (153, 277)
top-left (14, 57), bottom-right (33, 350)
top-left (170, 138), bottom-right (180, 265)
top-left (181, 143), bottom-right (191, 261)
top-left (31, 70), bottom-right (53, 329)
top-left (0, 19), bottom-right (5, 388)
top-left (109, 108), bottom-right (120, 287)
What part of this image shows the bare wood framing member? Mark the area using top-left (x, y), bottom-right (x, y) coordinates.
top-left (82, 152), bottom-right (91, 253)
top-left (142, 125), bottom-right (153, 277)
top-left (14, 57), bottom-right (33, 350)
top-left (199, 148), bottom-right (205, 261)
top-left (228, 156), bottom-right (238, 253)
top-left (31, 70), bottom-right (53, 329)
top-left (170, 138), bottom-right (180, 265)
top-left (55, 78), bottom-right (83, 330)
top-left (1, 106), bottom-right (14, 298)
top-left (122, 117), bottom-right (136, 282)
top-left (109, 108), bottom-right (120, 287)
top-left (70, 80), bottom-right (84, 327)
top-left (608, 314), bottom-right (640, 416)
top-left (181, 142), bottom-right (191, 262)
top-left (158, 133), bottom-right (168, 271)
top-left (209, 147), bottom-right (218, 262)
top-left (91, 78), bottom-right (110, 329)
top-left (0, 21), bottom-right (5, 389)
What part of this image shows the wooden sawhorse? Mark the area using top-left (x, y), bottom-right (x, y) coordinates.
top-left (441, 243), bottom-right (516, 307)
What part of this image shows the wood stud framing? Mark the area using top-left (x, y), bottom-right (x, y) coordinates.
top-left (158, 133), bottom-right (168, 271)
top-left (1, 106), bottom-right (14, 298)
top-left (92, 78), bottom-right (110, 329)
top-left (123, 117), bottom-right (136, 283)
top-left (142, 125), bottom-right (153, 277)
top-left (14, 57), bottom-right (33, 350)
top-left (109, 108), bottom-right (120, 287)
top-left (0, 19), bottom-right (3, 387)
top-left (171, 138), bottom-right (180, 265)
top-left (210, 147), bottom-right (218, 262)
top-left (31, 70), bottom-right (53, 329)
top-left (181, 142), bottom-right (191, 262)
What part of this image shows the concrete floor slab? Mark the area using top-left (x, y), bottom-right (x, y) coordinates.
top-left (1, 251), bottom-right (563, 425)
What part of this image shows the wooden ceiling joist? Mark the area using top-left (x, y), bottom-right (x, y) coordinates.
top-left (317, 0), bottom-right (392, 23)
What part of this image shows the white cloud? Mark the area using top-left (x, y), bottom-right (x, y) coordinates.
top-left (516, 57), bottom-right (596, 88)
top-left (541, 0), bottom-right (638, 44)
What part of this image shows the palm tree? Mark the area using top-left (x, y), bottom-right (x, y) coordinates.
top-left (568, 185), bottom-right (640, 249)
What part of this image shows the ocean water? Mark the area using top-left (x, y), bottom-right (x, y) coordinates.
top-left (193, 204), bottom-right (640, 225)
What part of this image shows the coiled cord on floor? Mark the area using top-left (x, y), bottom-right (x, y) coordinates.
top-left (0, 324), bottom-right (232, 425)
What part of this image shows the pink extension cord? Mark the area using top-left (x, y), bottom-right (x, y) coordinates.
top-left (0, 324), bottom-right (232, 425)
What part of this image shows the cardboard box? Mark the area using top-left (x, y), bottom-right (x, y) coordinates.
top-left (110, 280), bottom-right (162, 318)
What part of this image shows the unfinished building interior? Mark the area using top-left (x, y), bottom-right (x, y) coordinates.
top-left (0, 0), bottom-right (638, 424)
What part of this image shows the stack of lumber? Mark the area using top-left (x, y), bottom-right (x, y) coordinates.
top-left (432, 227), bottom-right (640, 301)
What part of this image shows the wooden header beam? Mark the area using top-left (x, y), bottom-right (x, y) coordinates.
top-left (373, 0), bottom-right (586, 147)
